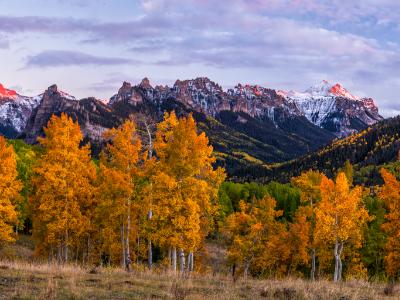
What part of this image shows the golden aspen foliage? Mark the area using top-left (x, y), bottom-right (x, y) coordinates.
top-left (379, 168), bottom-right (400, 278)
top-left (291, 170), bottom-right (325, 279)
top-left (30, 114), bottom-right (96, 261)
top-left (284, 206), bottom-right (311, 273)
top-left (151, 112), bottom-right (225, 264)
top-left (224, 196), bottom-right (284, 277)
top-left (339, 160), bottom-right (354, 186)
top-left (292, 170), bottom-right (324, 206)
top-left (96, 120), bottom-right (142, 269)
top-left (0, 136), bottom-right (22, 243)
top-left (315, 172), bottom-right (371, 281)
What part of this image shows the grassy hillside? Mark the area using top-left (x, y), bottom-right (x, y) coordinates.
top-left (0, 236), bottom-right (398, 300)
top-left (0, 260), bottom-right (398, 300)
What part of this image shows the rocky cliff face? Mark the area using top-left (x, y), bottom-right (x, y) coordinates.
top-left (24, 84), bottom-right (120, 144)
top-left (0, 78), bottom-right (384, 175)
top-left (0, 83), bottom-right (41, 138)
top-left (109, 78), bottom-right (382, 137)
top-left (281, 80), bottom-right (383, 137)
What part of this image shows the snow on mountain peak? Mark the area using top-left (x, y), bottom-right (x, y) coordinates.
top-left (303, 80), bottom-right (359, 100)
top-left (329, 83), bottom-right (359, 100)
top-left (0, 83), bottom-right (18, 99)
top-left (59, 90), bottom-right (76, 101)
top-left (45, 84), bottom-right (76, 101)
top-left (305, 80), bottom-right (332, 97)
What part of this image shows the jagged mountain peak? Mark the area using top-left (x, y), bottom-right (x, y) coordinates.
top-left (0, 78), bottom-right (384, 141)
top-left (0, 83), bottom-right (18, 99)
top-left (329, 83), bottom-right (358, 100)
top-left (231, 83), bottom-right (276, 98)
top-left (303, 80), bottom-right (358, 100)
top-left (44, 84), bottom-right (76, 101)
top-left (174, 77), bottom-right (223, 92)
top-left (139, 77), bottom-right (152, 89)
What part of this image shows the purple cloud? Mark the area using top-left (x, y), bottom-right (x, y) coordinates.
top-left (0, 35), bottom-right (9, 49)
top-left (0, 15), bottom-right (175, 42)
top-left (25, 50), bottom-right (136, 68)
top-left (1, 1), bottom-right (399, 116)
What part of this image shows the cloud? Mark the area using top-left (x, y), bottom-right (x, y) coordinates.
top-left (0, 35), bottom-right (9, 48)
top-left (1, 1), bottom-right (400, 116)
top-left (0, 15), bottom-right (175, 42)
top-left (25, 50), bottom-right (136, 68)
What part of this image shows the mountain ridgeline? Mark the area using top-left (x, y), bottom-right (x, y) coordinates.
top-left (0, 78), bottom-right (385, 176)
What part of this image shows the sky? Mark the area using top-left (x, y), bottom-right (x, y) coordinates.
top-left (0, 0), bottom-right (399, 117)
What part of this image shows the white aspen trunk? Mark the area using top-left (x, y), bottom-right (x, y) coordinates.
top-left (136, 219), bottom-right (140, 265)
top-left (57, 244), bottom-right (61, 264)
top-left (145, 121), bottom-right (154, 271)
top-left (311, 249), bottom-right (316, 281)
top-left (87, 236), bottom-right (90, 266)
top-left (179, 249), bottom-right (185, 273)
top-left (172, 247), bottom-right (177, 273)
top-left (144, 120), bottom-right (153, 159)
top-left (168, 247), bottom-right (172, 267)
top-left (121, 223), bottom-right (126, 269)
top-left (188, 252), bottom-right (194, 272)
top-left (338, 243), bottom-right (343, 281)
top-left (125, 199), bottom-right (132, 271)
top-left (310, 199), bottom-right (316, 281)
top-left (334, 239), bottom-right (339, 282)
top-left (64, 231), bottom-right (68, 263)
top-left (148, 208), bottom-right (153, 270)
top-left (148, 238), bottom-right (152, 270)
top-left (191, 252), bottom-right (194, 272)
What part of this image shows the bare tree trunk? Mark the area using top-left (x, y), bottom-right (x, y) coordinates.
top-left (121, 223), bottom-right (125, 269)
top-left (148, 208), bottom-right (153, 270)
top-left (187, 252), bottom-right (194, 272)
top-left (144, 119), bottom-right (153, 159)
top-left (338, 243), bottom-right (343, 281)
top-left (168, 247), bottom-right (172, 268)
top-left (145, 120), bottom-right (154, 271)
top-left (64, 231), bottom-right (68, 263)
top-left (136, 219), bottom-right (140, 265)
top-left (148, 238), bottom-right (152, 270)
top-left (311, 248), bottom-right (316, 281)
top-left (334, 240), bottom-right (338, 282)
top-left (179, 249), bottom-right (185, 273)
top-left (86, 236), bottom-right (90, 266)
top-left (57, 244), bottom-right (62, 264)
top-left (334, 239), bottom-right (343, 282)
top-left (172, 247), bottom-right (177, 273)
top-left (125, 199), bottom-right (132, 271)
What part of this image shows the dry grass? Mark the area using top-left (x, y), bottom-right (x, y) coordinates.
top-left (0, 260), bottom-right (398, 300)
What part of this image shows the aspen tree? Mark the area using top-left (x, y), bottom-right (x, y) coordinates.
top-left (379, 168), bottom-right (400, 279)
top-left (30, 114), bottom-right (96, 262)
top-left (315, 172), bottom-right (370, 282)
top-left (152, 112), bottom-right (224, 272)
top-left (225, 196), bottom-right (284, 278)
top-left (292, 170), bottom-right (325, 280)
top-left (0, 136), bottom-right (22, 243)
top-left (96, 120), bottom-right (142, 271)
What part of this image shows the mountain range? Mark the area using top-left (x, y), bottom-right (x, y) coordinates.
top-left (0, 78), bottom-right (384, 175)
